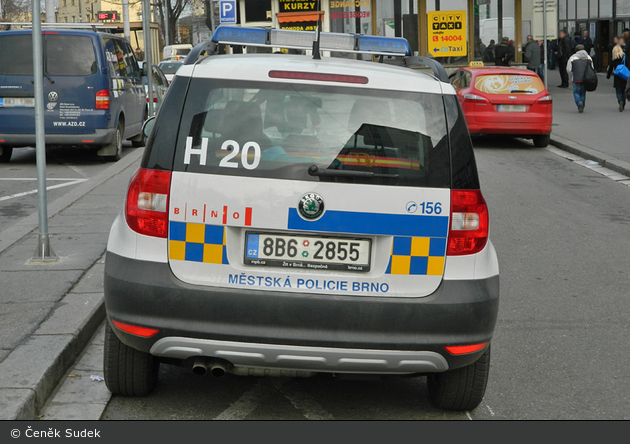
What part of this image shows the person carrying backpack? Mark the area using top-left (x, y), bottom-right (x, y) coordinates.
top-left (606, 43), bottom-right (629, 112)
top-left (567, 44), bottom-right (594, 113)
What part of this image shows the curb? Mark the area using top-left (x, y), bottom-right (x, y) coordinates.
top-left (549, 134), bottom-right (630, 177)
top-left (0, 149), bottom-right (144, 420)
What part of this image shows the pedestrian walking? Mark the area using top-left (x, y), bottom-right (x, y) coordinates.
top-left (495, 37), bottom-right (512, 66)
top-left (567, 44), bottom-right (594, 113)
top-left (606, 44), bottom-right (629, 112)
top-left (524, 35), bottom-right (541, 73)
top-left (556, 30), bottom-right (572, 87)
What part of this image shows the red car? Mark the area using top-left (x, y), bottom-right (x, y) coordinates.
top-left (449, 66), bottom-right (553, 147)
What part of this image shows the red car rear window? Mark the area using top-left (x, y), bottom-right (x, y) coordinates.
top-left (474, 74), bottom-right (545, 95)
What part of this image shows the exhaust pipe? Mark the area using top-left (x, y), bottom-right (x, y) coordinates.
top-left (192, 357), bottom-right (211, 376)
top-left (210, 361), bottom-right (229, 377)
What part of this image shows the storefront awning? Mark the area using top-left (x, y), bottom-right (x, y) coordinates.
top-left (277, 11), bottom-right (325, 24)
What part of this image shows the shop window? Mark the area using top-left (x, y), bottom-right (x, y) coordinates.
top-left (599, 0), bottom-right (612, 18)
top-left (567, 0), bottom-right (575, 19)
top-left (244, 0), bottom-right (272, 22)
top-left (559, 0), bottom-right (566, 20)
top-left (589, 0), bottom-right (598, 19)
top-left (577, 0), bottom-right (588, 18)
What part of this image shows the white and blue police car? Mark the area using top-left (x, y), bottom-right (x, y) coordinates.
top-left (103, 26), bottom-right (499, 411)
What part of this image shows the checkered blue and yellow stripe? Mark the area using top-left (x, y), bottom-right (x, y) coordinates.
top-left (385, 237), bottom-right (446, 276)
top-left (168, 221), bottom-right (228, 265)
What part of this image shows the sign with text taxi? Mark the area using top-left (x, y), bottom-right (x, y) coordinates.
top-left (427, 11), bottom-right (467, 58)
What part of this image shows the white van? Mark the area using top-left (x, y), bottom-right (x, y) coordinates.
top-left (162, 44), bottom-right (193, 61)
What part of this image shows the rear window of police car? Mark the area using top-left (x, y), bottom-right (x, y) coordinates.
top-left (173, 79), bottom-right (451, 188)
top-left (0, 34), bottom-right (97, 76)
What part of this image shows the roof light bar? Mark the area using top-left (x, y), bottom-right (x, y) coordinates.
top-left (211, 26), bottom-right (412, 57)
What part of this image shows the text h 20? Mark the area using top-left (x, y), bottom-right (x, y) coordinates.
top-left (183, 136), bottom-right (261, 170)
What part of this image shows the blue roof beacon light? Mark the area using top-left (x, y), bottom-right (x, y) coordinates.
top-left (208, 26), bottom-right (412, 57)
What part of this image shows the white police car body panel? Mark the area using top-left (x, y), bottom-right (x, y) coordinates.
top-left (167, 174), bottom-right (450, 297)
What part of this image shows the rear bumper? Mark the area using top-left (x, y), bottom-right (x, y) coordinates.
top-left (104, 252), bottom-right (499, 372)
top-left (467, 122), bottom-right (552, 136)
top-left (0, 128), bottom-right (115, 148)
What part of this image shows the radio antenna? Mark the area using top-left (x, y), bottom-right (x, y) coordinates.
top-left (312, 0), bottom-right (322, 59)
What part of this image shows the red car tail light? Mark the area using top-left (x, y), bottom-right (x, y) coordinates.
top-left (125, 168), bottom-right (171, 238)
top-left (95, 89), bottom-right (110, 110)
top-left (445, 342), bottom-right (488, 355)
top-left (464, 94), bottom-right (489, 103)
top-left (536, 95), bottom-right (552, 103)
top-left (447, 189), bottom-right (489, 256)
top-left (112, 319), bottom-right (159, 338)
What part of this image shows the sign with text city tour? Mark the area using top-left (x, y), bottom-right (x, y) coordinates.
top-left (427, 11), bottom-right (467, 58)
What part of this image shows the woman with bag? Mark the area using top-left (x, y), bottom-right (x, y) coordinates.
top-left (606, 44), bottom-right (629, 112)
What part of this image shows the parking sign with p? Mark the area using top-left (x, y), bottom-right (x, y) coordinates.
top-left (220, 0), bottom-right (237, 24)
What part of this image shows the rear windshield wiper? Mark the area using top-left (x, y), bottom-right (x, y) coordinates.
top-left (308, 165), bottom-right (399, 179)
top-left (507, 90), bottom-right (530, 93)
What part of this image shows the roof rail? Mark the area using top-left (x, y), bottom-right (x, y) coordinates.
top-left (402, 56), bottom-right (449, 82)
top-left (188, 26), bottom-right (412, 59)
top-left (8, 22), bottom-right (116, 32)
top-left (184, 41), bottom-right (218, 65)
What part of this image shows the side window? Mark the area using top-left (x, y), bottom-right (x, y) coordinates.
top-left (124, 41), bottom-right (141, 78)
top-left (104, 37), bottom-right (122, 77)
top-left (463, 72), bottom-right (472, 88)
top-left (450, 72), bottom-right (463, 90)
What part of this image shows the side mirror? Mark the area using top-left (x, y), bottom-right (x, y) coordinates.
top-left (141, 62), bottom-right (148, 77)
top-left (142, 116), bottom-right (156, 137)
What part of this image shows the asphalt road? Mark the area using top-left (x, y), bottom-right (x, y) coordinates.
top-left (45, 137), bottom-right (630, 420)
top-left (0, 144), bottom-right (137, 234)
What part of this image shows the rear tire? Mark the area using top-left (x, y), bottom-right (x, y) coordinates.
top-left (0, 146), bottom-right (12, 163)
top-left (103, 322), bottom-right (159, 396)
top-left (533, 135), bottom-right (550, 147)
top-left (99, 121), bottom-right (123, 162)
top-left (427, 345), bottom-right (491, 411)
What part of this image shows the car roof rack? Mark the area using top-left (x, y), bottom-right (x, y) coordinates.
top-left (8, 23), bottom-right (117, 32)
top-left (185, 25), bottom-right (412, 65)
top-left (401, 56), bottom-right (449, 82)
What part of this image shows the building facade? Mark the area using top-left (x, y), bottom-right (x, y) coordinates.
top-left (56, 0), bottom-right (143, 24)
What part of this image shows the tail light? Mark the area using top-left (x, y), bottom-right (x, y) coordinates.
top-left (536, 95), bottom-right (552, 103)
top-left (95, 89), bottom-right (110, 110)
top-left (445, 342), bottom-right (488, 355)
top-left (125, 168), bottom-right (171, 238)
top-left (464, 94), bottom-right (489, 104)
top-left (447, 189), bottom-right (489, 256)
top-left (112, 319), bottom-right (159, 338)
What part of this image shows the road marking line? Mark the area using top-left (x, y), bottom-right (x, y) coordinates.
top-left (272, 379), bottom-right (334, 420)
top-left (546, 147), bottom-right (630, 186)
top-left (0, 179), bottom-right (88, 203)
top-left (486, 404), bottom-right (495, 416)
top-left (0, 178), bottom-right (89, 181)
top-left (466, 411), bottom-right (473, 420)
top-left (213, 379), bottom-right (270, 420)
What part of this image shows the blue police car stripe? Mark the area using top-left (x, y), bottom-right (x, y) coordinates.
top-left (287, 208), bottom-right (449, 238)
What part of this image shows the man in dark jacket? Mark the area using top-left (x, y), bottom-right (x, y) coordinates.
top-left (483, 39), bottom-right (495, 62)
top-left (524, 35), bottom-right (541, 72)
top-left (495, 37), bottom-right (512, 66)
top-left (583, 30), bottom-right (594, 55)
top-left (567, 44), bottom-right (594, 113)
top-left (556, 30), bottom-right (572, 87)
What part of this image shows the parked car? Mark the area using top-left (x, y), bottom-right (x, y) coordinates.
top-left (142, 63), bottom-right (170, 113)
top-left (449, 65), bottom-right (553, 147)
top-left (162, 44), bottom-right (193, 61)
top-left (157, 60), bottom-right (184, 83)
top-left (0, 29), bottom-right (147, 162)
top-left (104, 26), bottom-right (499, 411)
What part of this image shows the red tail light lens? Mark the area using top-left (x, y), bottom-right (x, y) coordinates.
top-left (95, 89), bottom-right (110, 110)
top-left (447, 189), bottom-right (489, 256)
top-left (464, 94), bottom-right (489, 103)
top-left (125, 168), bottom-right (171, 238)
top-left (536, 95), bottom-right (552, 103)
top-left (445, 342), bottom-right (488, 355)
top-left (112, 319), bottom-right (159, 338)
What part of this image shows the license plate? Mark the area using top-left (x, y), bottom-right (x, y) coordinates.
top-left (498, 104), bottom-right (526, 112)
top-left (0, 97), bottom-right (35, 107)
top-left (244, 232), bottom-right (371, 272)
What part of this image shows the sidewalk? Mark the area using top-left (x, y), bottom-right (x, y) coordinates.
top-left (0, 148), bottom-right (143, 420)
top-left (546, 68), bottom-right (630, 176)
